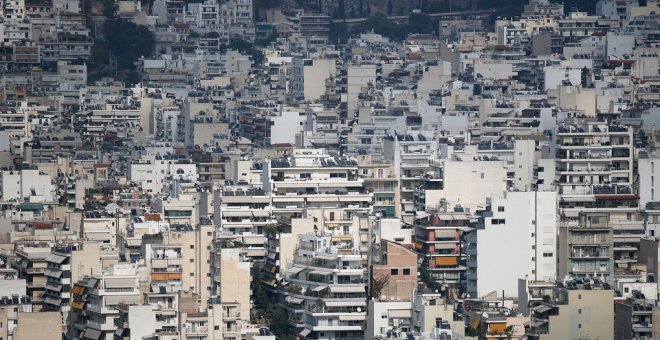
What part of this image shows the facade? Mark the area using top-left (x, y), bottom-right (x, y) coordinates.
top-left (525, 280), bottom-right (614, 340)
top-left (466, 191), bottom-right (557, 298)
top-left (281, 233), bottom-right (366, 340)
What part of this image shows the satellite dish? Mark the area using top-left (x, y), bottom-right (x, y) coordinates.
top-left (482, 312), bottom-right (489, 319)
top-left (357, 307), bottom-right (362, 312)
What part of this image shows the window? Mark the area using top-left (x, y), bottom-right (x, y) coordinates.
top-left (498, 206), bottom-right (505, 212)
top-left (391, 268), bottom-right (399, 275)
top-left (578, 294), bottom-right (582, 300)
top-left (578, 323), bottom-right (582, 329)
top-left (624, 287), bottom-right (629, 293)
top-left (215, 326), bottom-right (220, 330)
top-left (190, 273), bottom-right (194, 277)
top-left (190, 259), bottom-right (194, 263)
top-left (403, 268), bottom-right (411, 275)
top-left (543, 252), bottom-right (553, 257)
top-left (578, 309), bottom-right (582, 314)
top-left (190, 245), bottom-right (194, 249)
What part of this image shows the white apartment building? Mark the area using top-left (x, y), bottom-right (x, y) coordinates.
top-left (128, 154), bottom-right (198, 194)
top-left (282, 233), bottom-right (366, 340)
top-left (466, 191), bottom-right (558, 298)
top-left (0, 169), bottom-right (54, 202)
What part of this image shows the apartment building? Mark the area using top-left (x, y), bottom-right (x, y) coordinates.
top-left (525, 279), bottom-right (614, 340)
top-left (145, 221), bottom-right (214, 304)
top-left (262, 149), bottom-right (372, 222)
top-left (282, 233), bottom-right (366, 340)
top-left (414, 210), bottom-right (474, 299)
top-left (68, 264), bottom-right (141, 340)
top-left (556, 123), bottom-right (642, 278)
top-left (43, 242), bottom-right (102, 328)
top-left (13, 244), bottom-right (50, 311)
top-left (466, 191), bottom-right (557, 298)
top-left (383, 133), bottom-right (439, 223)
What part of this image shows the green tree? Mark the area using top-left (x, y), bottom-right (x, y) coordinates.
top-left (406, 13), bottom-right (431, 34)
top-left (104, 19), bottom-right (154, 70)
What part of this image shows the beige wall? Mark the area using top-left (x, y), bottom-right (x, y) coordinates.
top-left (71, 242), bottom-right (102, 281)
top-left (220, 248), bottom-right (251, 320)
top-left (373, 241), bottom-right (417, 301)
top-left (542, 290), bottom-right (614, 340)
top-left (15, 311), bottom-right (61, 340)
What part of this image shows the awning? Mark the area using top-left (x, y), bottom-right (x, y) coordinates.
top-left (71, 299), bottom-right (85, 310)
top-left (71, 285), bottom-right (86, 295)
top-left (46, 254), bottom-right (67, 264)
top-left (45, 268), bottom-right (63, 278)
top-left (252, 210), bottom-right (270, 217)
top-left (471, 319), bottom-right (480, 329)
top-left (299, 328), bottom-right (312, 337)
top-left (435, 256), bottom-right (458, 266)
top-left (312, 286), bottom-right (327, 292)
top-left (83, 328), bottom-right (102, 340)
top-left (526, 319), bottom-right (548, 327)
top-left (339, 314), bottom-right (366, 321)
top-left (267, 252), bottom-right (277, 260)
top-left (85, 278), bottom-right (99, 288)
top-left (221, 210), bottom-right (252, 217)
top-left (388, 309), bottom-right (412, 319)
top-left (329, 286), bottom-right (365, 293)
top-left (314, 253), bottom-right (338, 260)
top-left (324, 300), bottom-right (366, 307)
top-left (435, 229), bottom-right (458, 238)
top-left (286, 266), bottom-right (305, 275)
top-left (309, 270), bottom-right (332, 275)
top-left (285, 296), bottom-right (304, 305)
top-left (105, 277), bottom-right (136, 288)
top-left (262, 278), bottom-right (277, 287)
top-left (532, 304), bottom-right (552, 314)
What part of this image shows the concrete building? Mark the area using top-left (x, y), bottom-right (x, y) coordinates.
top-left (68, 264), bottom-right (141, 340)
top-left (13, 244), bottom-right (50, 311)
top-left (556, 123), bottom-right (642, 278)
top-left (371, 240), bottom-right (418, 302)
top-left (466, 191), bottom-right (557, 298)
top-left (212, 247), bottom-right (251, 325)
top-left (525, 279), bottom-right (614, 340)
top-left (366, 300), bottom-right (412, 339)
top-left (0, 169), bottom-right (54, 202)
top-left (43, 242), bottom-right (102, 327)
top-left (291, 57), bottom-right (336, 102)
top-left (414, 210), bottom-right (475, 298)
top-left (281, 232), bottom-right (366, 340)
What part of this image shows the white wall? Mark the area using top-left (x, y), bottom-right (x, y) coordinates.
top-left (544, 66), bottom-right (582, 91)
top-left (270, 111), bottom-right (305, 145)
top-left (473, 191), bottom-right (557, 298)
top-left (347, 64), bottom-right (376, 114)
top-left (431, 161), bottom-right (507, 212)
top-left (0, 170), bottom-right (54, 202)
top-left (639, 156), bottom-right (660, 208)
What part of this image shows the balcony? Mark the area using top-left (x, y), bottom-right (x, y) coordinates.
top-left (186, 325), bottom-right (208, 335)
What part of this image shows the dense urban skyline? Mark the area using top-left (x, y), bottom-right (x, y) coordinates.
top-left (0, 0), bottom-right (658, 339)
